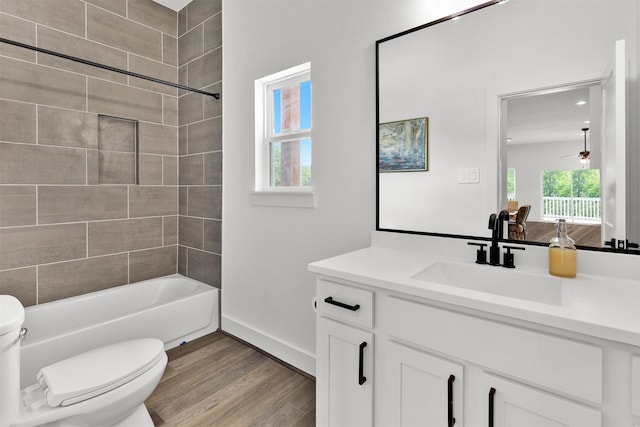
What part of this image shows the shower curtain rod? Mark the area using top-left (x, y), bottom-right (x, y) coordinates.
top-left (0, 37), bottom-right (220, 99)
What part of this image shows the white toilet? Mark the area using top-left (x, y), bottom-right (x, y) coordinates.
top-left (0, 295), bottom-right (168, 427)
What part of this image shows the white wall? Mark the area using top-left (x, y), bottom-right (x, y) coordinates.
top-left (222, 0), bottom-right (486, 374)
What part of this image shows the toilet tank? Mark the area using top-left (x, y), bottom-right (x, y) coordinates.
top-left (0, 295), bottom-right (25, 427)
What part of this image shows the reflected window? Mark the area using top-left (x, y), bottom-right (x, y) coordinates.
top-left (542, 169), bottom-right (601, 224)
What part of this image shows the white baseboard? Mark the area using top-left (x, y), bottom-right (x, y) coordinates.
top-left (222, 314), bottom-right (316, 376)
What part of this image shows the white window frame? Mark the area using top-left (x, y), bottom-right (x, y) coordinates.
top-left (253, 62), bottom-right (314, 208)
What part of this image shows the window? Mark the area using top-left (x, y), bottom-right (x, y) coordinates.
top-left (255, 63), bottom-right (311, 192)
top-left (542, 169), bottom-right (601, 223)
top-left (506, 168), bottom-right (516, 200)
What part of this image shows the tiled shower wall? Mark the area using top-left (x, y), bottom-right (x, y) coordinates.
top-left (0, 0), bottom-right (221, 306)
top-left (177, 0), bottom-right (222, 287)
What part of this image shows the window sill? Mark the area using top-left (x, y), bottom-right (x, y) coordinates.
top-left (250, 190), bottom-right (316, 208)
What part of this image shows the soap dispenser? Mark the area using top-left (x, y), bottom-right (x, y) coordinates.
top-left (549, 219), bottom-right (576, 278)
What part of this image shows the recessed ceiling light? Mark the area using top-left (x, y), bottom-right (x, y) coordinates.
top-left (506, 138), bottom-right (512, 143)
top-left (452, 15), bottom-right (461, 21)
top-left (584, 120), bottom-right (590, 124)
top-left (576, 100), bottom-right (587, 106)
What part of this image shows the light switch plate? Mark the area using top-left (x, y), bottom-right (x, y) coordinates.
top-left (458, 168), bottom-right (480, 184)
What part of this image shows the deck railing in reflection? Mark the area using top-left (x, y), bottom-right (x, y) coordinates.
top-left (543, 196), bottom-right (601, 224)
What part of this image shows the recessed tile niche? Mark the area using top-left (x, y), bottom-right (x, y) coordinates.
top-left (98, 115), bottom-right (138, 185)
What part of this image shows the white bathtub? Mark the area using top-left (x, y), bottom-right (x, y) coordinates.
top-left (20, 274), bottom-right (219, 386)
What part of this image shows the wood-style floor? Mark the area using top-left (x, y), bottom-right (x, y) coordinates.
top-left (145, 332), bottom-right (315, 427)
top-left (522, 221), bottom-right (602, 248)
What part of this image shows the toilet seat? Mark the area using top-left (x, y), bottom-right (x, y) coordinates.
top-left (36, 338), bottom-right (165, 407)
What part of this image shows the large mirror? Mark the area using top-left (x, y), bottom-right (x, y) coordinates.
top-left (377, 0), bottom-right (639, 250)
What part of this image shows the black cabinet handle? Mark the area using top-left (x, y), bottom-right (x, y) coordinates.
top-left (324, 296), bottom-right (360, 312)
top-left (448, 374), bottom-right (456, 427)
top-left (358, 341), bottom-right (367, 385)
top-left (488, 387), bottom-right (496, 427)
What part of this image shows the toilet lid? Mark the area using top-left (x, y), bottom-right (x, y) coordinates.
top-left (37, 338), bottom-right (165, 407)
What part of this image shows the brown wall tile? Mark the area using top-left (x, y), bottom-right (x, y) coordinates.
top-left (85, 0), bottom-right (127, 16)
top-left (39, 106), bottom-right (98, 149)
top-left (163, 95), bottom-right (178, 126)
top-left (37, 26), bottom-right (127, 84)
top-left (0, 100), bottom-right (36, 144)
top-left (98, 116), bottom-right (136, 152)
top-left (179, 187), bottom-right (188, 215)
top-left (178, 25), bottom-right (202, 65)
top-left (89, 78), bottom-right (163, 123)
top-left (139, 155), bottom-right (163, 185)
top-left (203, 13), bottom-right (222, 52)
top-left (0, 13), bottom-right (36, 62)
top-left (178, 92), bottom-right (204, 126)
top-left (88, 218), bottom-right (162, 256)
top-left (87, 5), bottom-right (162, 61)
top-left (204, 219), bottom-right (221, 253)
top-left (38, 186), bottom-right (128, 224)
top-left (186, 0), bottom-right (221, 31)
top-left (187, 248), bottom-right (220, 287)
top-left (163, 216), bottom-right (177, 245)
top-left (87, 149), bottom-right (99, 185)
top-left (179, 216), bottom-right (203, 249)
top-left (188, 49), bottom-right (221, 88)
top-left (179, 155), bottom-right (204, 185)
top-left (129, 246), bottom-right (177, 283)
top-left (0, 267), bottom-right (37, 307)
top-left (0, 56), bottom-right (86, 110)
top-left (139, 122), bottom-right (177, 155)
top-left (179, 126), bottom-right (188, 155)
top-left (188, 186), bottom-right (221, 219)
top-left (204, 152), bottom-right (222, 185)
top-left (188, 117), bottom-right (221, 153)
top-left (38, 254), bottom-right (129, 303)
top-left (129, 186), bottom-right (178, 217)
top-left (0, 186), bottom-right (36, 227)
top-left (178, 7), bottom-right (187, 36)
top-left (0, 224), bottom-right (86, 270)
top-left (128, 0), bottom-right (177, 37)
top-left (0, 143), bottom-right (86, 185)
top-left (203, 82), bottom-right (222, 119)
top-left (98, 151), bottom-right (136, 184)
top-left (0, 0), bottom-right (85, 37)
top-left (129, 54), bottom-right (178, 96)
top-left (163, 156), bottom-right (178, 185)
top-left (178, 245), bottom-right (187, 275)
top-left (163, 34), bottom-right (178, 66)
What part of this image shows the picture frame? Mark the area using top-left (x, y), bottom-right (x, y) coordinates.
top-left (378, 117), bottom-right (428, 172)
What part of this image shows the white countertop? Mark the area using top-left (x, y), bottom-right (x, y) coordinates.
top-left (309, 232), bottom-right (640, 347)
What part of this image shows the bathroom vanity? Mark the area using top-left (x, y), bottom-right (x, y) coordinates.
top-left (309, 232), bottom-right (640, 427)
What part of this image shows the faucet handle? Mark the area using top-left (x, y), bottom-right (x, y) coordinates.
top-left (467, 242), bottom-right (488, 264)
top-left (502, 245), bottom-right (525, 268)
top-left (488, 213), bottom-right (497, 230)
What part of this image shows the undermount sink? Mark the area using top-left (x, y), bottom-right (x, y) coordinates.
top-left (411, 261), bottom-right (563, 306)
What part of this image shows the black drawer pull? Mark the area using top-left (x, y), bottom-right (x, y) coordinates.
top-left (488, 387), bottom-right (496, 427)
top-left (448, 374), bottom-right (456, 427)
top-left (324, 296), bottom-right (360, 312)
top-left (358, 341), bottom-right (367, 385)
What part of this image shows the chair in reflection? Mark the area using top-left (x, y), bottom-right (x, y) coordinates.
top-left (508, 205), bottom-right (531, 240)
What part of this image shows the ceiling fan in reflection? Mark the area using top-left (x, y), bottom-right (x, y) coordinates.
top-left (560, 127), bottom-right (590, 163)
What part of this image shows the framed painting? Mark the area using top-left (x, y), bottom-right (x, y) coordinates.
top-left (378, 117), bottom-right (428, 172)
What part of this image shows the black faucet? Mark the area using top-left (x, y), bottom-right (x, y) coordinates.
top-left (488, 210), bottom-right (510, 266)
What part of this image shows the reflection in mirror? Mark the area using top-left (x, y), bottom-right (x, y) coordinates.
top-left (377, 0), bottom-right (639, 251)
top-left (501, 83), bottom-right (604, 247)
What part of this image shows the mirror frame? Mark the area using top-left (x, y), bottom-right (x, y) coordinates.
top-left (374, 0), bottom-right (637, 255)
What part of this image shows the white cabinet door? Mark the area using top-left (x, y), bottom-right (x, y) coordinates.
top-left (486, 375), bottom-right (601, 427)
top-left (316, 317), bottom-right (373, 427)
top-left (385, 341), bottom-right (464, 427)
